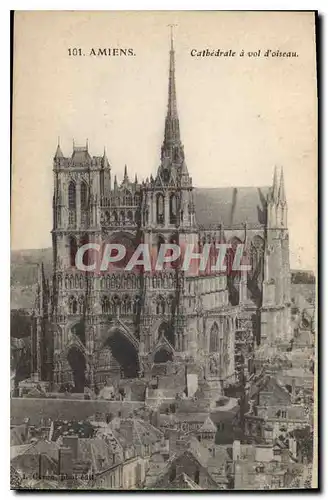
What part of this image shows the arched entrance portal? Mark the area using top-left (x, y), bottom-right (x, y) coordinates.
top-left (154, 348), bottom-right (173, 364)
top-left (105, 331), bottom-right (139, 379)
top-left (158, 321), bottom-right (175, 348)
top-left (67, 346), bottom-right (86, 393)
top-left (71, 320), bottom-right (86, 345)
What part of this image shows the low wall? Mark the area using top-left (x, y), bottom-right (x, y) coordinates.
top-left (11, 398), bottom-right (144, 425)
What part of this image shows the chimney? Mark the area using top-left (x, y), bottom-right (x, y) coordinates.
top-left (58, 447), bottom-right (73, 477)
top-left (38, 453), bottom-right (49, 479)
top-left (62, 435), bottom-right (79, 460)
top-left (233, 440), bottom-right (241, 461)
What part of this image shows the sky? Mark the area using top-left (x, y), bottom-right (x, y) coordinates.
top-left (11, 11), bottom-right (317, 270)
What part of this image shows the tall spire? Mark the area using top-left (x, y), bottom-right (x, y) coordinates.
top-left (102, 147), bottom-right (109, 168)
top-left (123, 164), bottom-right (129, 183)
top-left (54, 137), bottom-right (64, 159)
top-left (271, 165), bottom-right (279, 203)
top-left (161, 25), bottom-right (183, 162)
top-left (278, 167), bottom-right (286, 204)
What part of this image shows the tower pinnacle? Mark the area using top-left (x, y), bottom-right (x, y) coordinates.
top-left (271, 165), bottom-right (279, 203)
top-left (54, 137), bottom-right (64, 159)
top-left (123, 164), bottom-right (129, 183)
top-left (102, 147), bottom-right (110, 168)
top-left (278, 167), bottom-right (286, 205)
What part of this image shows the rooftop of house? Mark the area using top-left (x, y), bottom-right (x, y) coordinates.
top-left (197, 416), bottom-right (217, 434)
top-left (170, 472), bottom-right (202, 490)
top-left (249, 373), bottom-right (292, 401)
top-left (109, 417), bottom-right (164, 447)
top-left (10, 425), bottom-right (28, 446)
top-left (146, 436), bottom-right (230, 489)
top-left (50, 419), bottom-right (96, 441)
top-left (11, 440), bottom-right (60, 462)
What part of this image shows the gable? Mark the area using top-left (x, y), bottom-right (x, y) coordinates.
top-left (257, 378), bottom-right (291, 406)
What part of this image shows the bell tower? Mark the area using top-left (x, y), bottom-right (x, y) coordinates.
top-left (139, 30), bottom-right (198, 364)
top-left (261, 166), bottom-right (292, 346)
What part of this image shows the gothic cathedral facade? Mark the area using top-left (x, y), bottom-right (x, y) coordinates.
top-left (32, 37), bottom-right (292, 393)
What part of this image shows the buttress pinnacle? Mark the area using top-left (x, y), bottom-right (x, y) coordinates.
top-left (271, 165), bottom-right (279, 204)
top-left (278, 167), bottom-right (286, 205)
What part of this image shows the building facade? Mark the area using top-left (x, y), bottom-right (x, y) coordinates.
top-left (31, 36), bottom-right (292, 393)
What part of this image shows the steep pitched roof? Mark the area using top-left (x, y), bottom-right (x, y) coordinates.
top-left (249, 373), bottom-right (292, 402)
top-left (10, 425), bottom-right (27, 446)
top-left (171, 473), bottom-right (202, 490)
top-left (187, 437), bottom-right (211, 468)
top-left (29, 440), bottom-right (60, 461)
top-left (198, 416), bottom-right (217, 433)
top-left (78, 438), bottom-right (115, 472)
top-left (51, 419), bottom-right (96, 441)
top-left (194, 186), bottom-right (269, 228)
top-left (70, 147), bottom-right (91, 166)
top-left (54, 144), bottom-right (64, 159)
top-left (11, 444), bottom-right (33, 460)
top-left (95, 426), bottom-right (124, 456)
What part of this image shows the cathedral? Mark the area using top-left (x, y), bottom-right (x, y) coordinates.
top-left (31, 35), bottom-right (292, 394)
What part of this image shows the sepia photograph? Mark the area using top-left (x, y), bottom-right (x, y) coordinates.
top-left (10, 10), bottom-right (317, 490)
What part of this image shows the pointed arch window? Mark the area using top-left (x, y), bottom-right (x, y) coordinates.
top-left (134, 193), bottom-right (141, 206)
top-left (156, 194), bottom-right (164, 224)
top-left (124, 190), bottom-right (132, 206)
top-left (80, 181), bottom-right (88, 216)
top-left (156, 296), bottom-right (166, 315)
top-left (209, 322), bottom-right (219, 353)
top-left (102, 296), bottom-right (110, 314)
top-left (68, 182), bottom-right (76, 226)
top-left (250, 236), bottom-right (264, 281)
top-left (157, 235), bottom-right (165, 263)
top-left (127, 211), bottom-right (133, 224)
top-left (69, 295), bottom-right (78, 314)
top-left (80, 182), bottom-right (88, 209)
top-left (169, 194), bottom-right (177, 225)
top-left (68, 182), bottom-right (76, 209)
top-left (169, 233), bottom-right (179, 269)
top-left (69, 236), bottom-right (78, 268)
top-left (79, 234), bottom-right (90, 268)
top-left (78, 296), bottom-right (84, 315)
